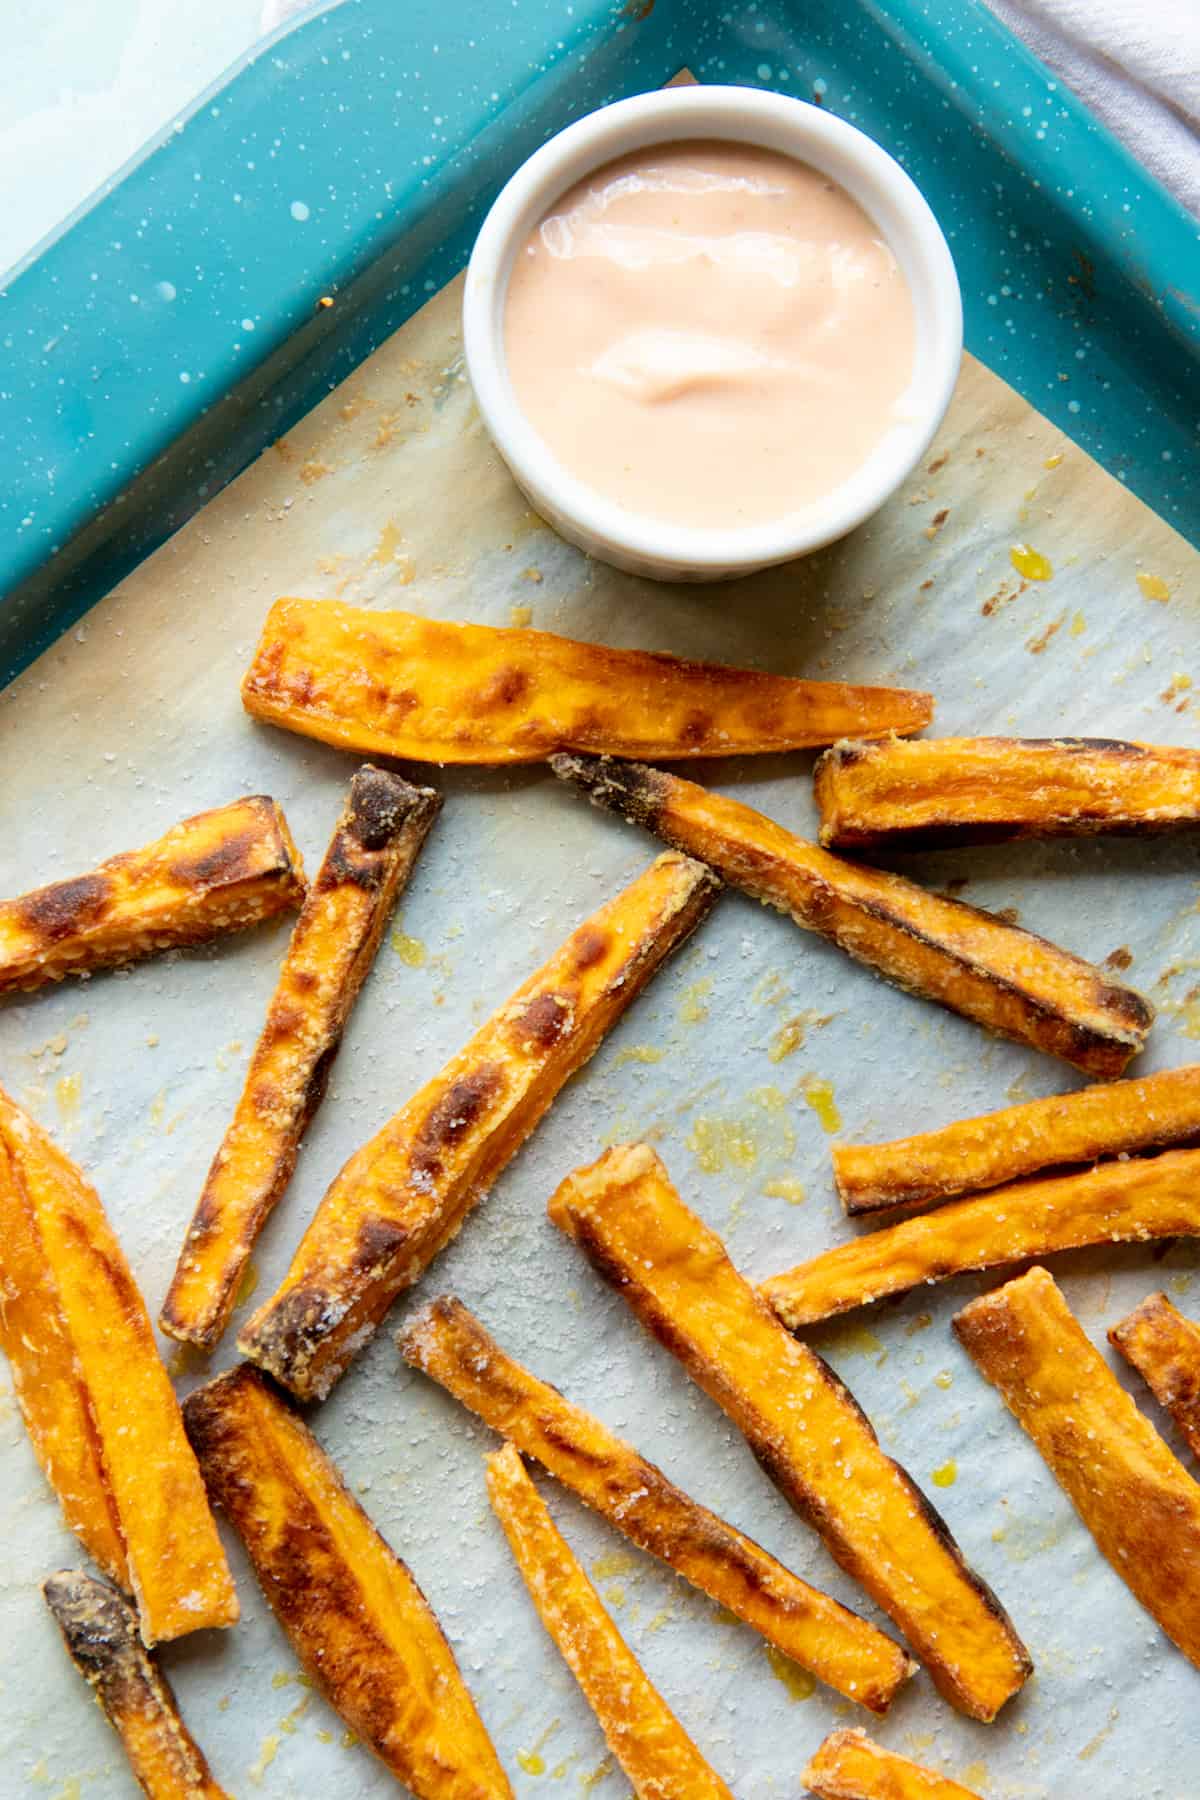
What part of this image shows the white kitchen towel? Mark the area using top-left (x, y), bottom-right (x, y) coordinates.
top-left (983, 0), bottom-right (1200, 216)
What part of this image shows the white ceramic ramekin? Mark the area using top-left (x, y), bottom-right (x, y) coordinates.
top-left (463, 85), bottom-right (962, 582)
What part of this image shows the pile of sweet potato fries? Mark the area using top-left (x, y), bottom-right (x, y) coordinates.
top-left (5, 605), bottom-right (1200, 1799)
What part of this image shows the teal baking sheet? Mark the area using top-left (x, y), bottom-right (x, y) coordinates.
top-left (2, 6), bottom-right (1200, 1799)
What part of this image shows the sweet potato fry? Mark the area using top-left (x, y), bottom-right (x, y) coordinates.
top-left (182, 1364), bottom-right (512, 1799)
top-left (955, 1266), bottom-right (1200, 1669)
top-left (242, 598), bottom-right (933, 764)
top-left (43, 1570), bottom-right (230, 1800)
top-left (486, 1444), bottom-right (734, 1800)
top-left (1109, 1291), bottom-right (1200, 1460)
top-left (0, 1087), bottom-right (238, 1644)
top-left (161, 768), bottom-right (441, 1350)
top-left (550, 754), bottom-right (1151, 1078)
top-left (803, 1729), bottom-right (982, 1800)
top-left (398, 1296), bottom-right (913, 1713)
top-left (834, 1063), bottom-right (1200, 1217)
top-left (239, 852), bottom-right (717, 1399)
top-left (815, 734), bottom-right (1200, 850)
top-left (0, 796), bottom-right (306, 996)
top-left (549, 1146), bottom-right (1030, 1721)
top-left (763, 1145), bottom-right (1200, 1328)
top-left (0, 1124), bottom-right (128, 1590)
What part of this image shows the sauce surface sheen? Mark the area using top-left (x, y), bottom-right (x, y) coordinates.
top-left (503, 140), bottom-right (917, 529)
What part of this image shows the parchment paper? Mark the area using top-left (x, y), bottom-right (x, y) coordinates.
top-left (1, 270), bottom-right (1198, 1800)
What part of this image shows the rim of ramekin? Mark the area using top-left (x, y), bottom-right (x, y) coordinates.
top-left (463, 85), bottom-right (963, 576)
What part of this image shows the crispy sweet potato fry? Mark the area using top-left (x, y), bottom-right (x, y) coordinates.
top-left (242, 598), bottom-right (934, 764)
top-left (1110, 1291), bottom-right (1200, 1460)
top-left (161, 768), bottom-right (441, 1350)
top-left (803, 1728), bottom-right (982, 1800)
top-left (815, 734), bottom-right (1200, 850)
top-left (549, 1146), bottom-right (1030, 1721)
top-left (487, 1444), bottom-right (734, 1800)
top-left (183, 1364), bottom-right (512, 1799)
top-left (43, 1570), bottom-right (230, 1800)
top-left (551, 754), bottom-right (1151, 1077)
top-left (0, 796), bottom-right (306, 996)
top-left (0, 1088), bottom-right (238, 1644)
top-left (834, 1064), bottom-right (1200, 1216)
top-left (398, 1296), bottom-right (913, 1713)
top-left (763, 1145), bottom-right (1200, 1328)
top-left (955, 1266), bottom-right (1200, 1669)
top-left (239, 852), bottom-right (718, 1399)
top-left (0, 1126), bottom-right (128, 1589)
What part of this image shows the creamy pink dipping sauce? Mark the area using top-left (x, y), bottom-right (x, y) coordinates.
top-left (503, 139), bottom-right (917, 531)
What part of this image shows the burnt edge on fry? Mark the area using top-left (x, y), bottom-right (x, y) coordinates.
top-left (43, 1569), bottom-right (227, 1797)
top-left (345, 765), bottom-right (437, 854)
top-left (44, 1571), bottom-right (156, 1709)
top-left (551, 751), bottom-right (672, 832)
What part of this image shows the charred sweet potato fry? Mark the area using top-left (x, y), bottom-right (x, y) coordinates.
top-left (0, 796), bottom-right (306, 997)
top-left (43, 1570), bottom-right (230, 1800)
top-left (549, 1146), bottom-right (1030, 1721)
top-left (803, 1728), bottom-right (982, 1800)
top-left (1110, 1291), bottom-right (1200, 1460)
top-left (161, 768), bottom-right (441, 1350)
top-left (815, 734), bottom-right (1200, 850)
top-left (398, 1296), bottom-right (913, 1713)
top-left (955, 1266), bottom-right (1200, 1669)
top-left (834, 1063), bottom-right (1200, 1217)
top-left (763, 1145), bottom-right (1200, 1328)
top-left (242, 598), bottom-right (934, 764)
top-left (239, 852), bottom-right (718, 1399)
top-left (487, 1444), bottom-right (734, 1800)
top-left (551, 754), bottom-right (1151, 1078)
top-left (0, 1087), bottom-right (238, 1644)
top-left (183, 1364), bottom-right (512, 1799)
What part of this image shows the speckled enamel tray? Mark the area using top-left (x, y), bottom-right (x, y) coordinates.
top-left (2, 6), bottom-right (1200, 1799)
